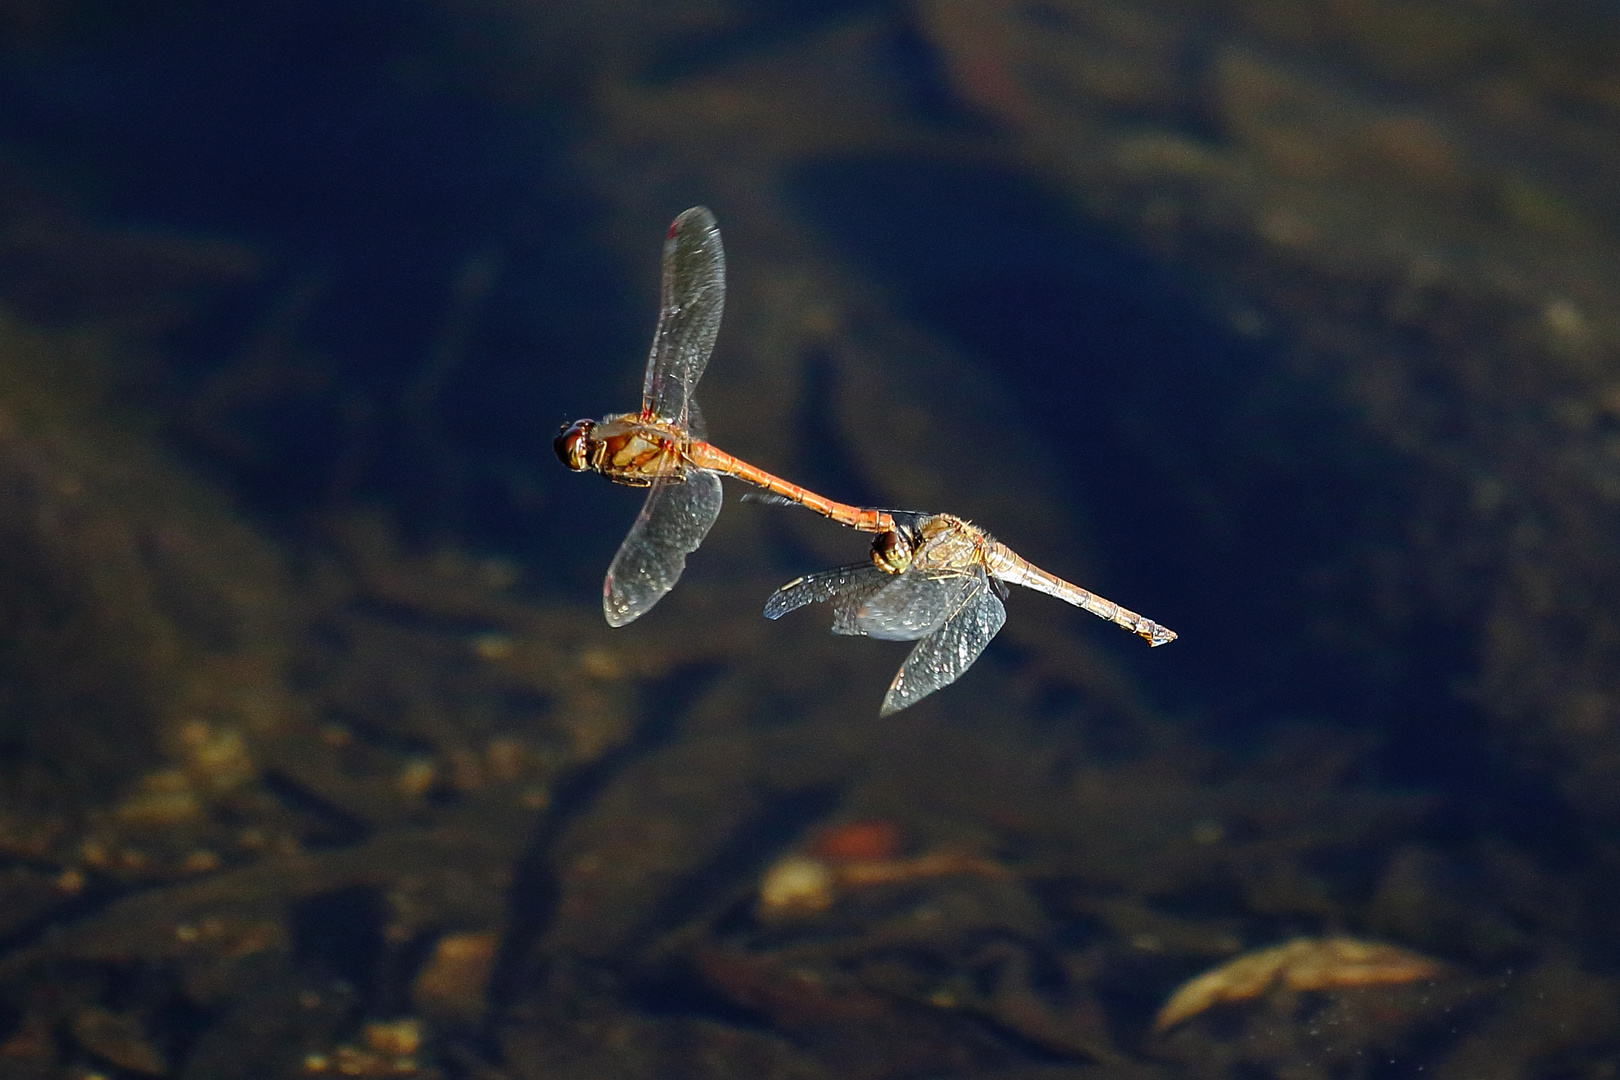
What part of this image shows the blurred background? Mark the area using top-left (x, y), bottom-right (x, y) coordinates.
top-left (1, 1), bottom-right (1619, 1077)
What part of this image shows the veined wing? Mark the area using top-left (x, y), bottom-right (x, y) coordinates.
top-left (686, 395), bottom-right (707, 441)
top-left (603, 468), bottom-right (724, 626)
top-left (856, 569), bottom-right (975, 641)
top-left (764, 562), bottom-right (891, 635)
top-left (643, 207), bottom-right (725, 428)
top-left (881, 567), bottom-right (1006, 716)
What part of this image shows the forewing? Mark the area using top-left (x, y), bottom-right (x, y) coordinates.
top-left (603, 468), bottom-right (724, 627)
top-left (686, 395), bottom-right (707, 441)
top-left (643, 207), bottom-right (725, 427)
top-left (856, 570), bottom-right (974, 641)
top-left (880, 568), bottom-right (1007, 716)
top-left (764, 563), bottom-right (889, 636)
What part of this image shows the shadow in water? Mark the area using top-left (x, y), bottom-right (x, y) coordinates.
top-left (0, 0), bottom-right (635, 570)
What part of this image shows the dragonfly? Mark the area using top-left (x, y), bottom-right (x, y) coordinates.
top-left (556, 207), bottom-right (898, 626)
top-left (765, 511), bottom-right (1176, 715)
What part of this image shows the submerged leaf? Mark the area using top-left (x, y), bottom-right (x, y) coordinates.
top-left (1154, 936), bottom-right (1448, 1031)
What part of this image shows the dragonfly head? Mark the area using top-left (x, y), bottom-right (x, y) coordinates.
top-left (554, 419), bottom-right (596, 471)
top-left (870, 528), bottom-right (915, 575)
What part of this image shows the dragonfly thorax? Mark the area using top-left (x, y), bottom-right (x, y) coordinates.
top-left (559, 414), bottom-right (688, 487)
top-left (909, 514), bottom-right (988, 574)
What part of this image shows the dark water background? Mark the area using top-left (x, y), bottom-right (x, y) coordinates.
top-left (1, 2), bottom-right (1618, 1077)
top-left (4, 0), bottom-right (1445, 734)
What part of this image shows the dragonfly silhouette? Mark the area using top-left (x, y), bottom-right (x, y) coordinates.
top-left (766, 512), bottom-right (1176, 715)
top-left (556, 207), bottom-right (898, 625)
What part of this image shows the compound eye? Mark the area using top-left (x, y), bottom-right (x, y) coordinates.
top-left (870, 529), bottom-right (914, 574)
top-left (554, 420), bottom-right (595, 471)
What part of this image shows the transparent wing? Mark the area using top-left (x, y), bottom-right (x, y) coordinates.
top-left (642, 207), bottom-right (725, 428)
top-left (856, 570), bottom-right (976, 641)
top-left (603, 468), bottom-right (724, 627)
top-left (880, 568), bottom-right (1007, 716)
top-left (764, 562), bottom-right (891, 635)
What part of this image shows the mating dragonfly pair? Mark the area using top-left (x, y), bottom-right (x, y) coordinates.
top-left (556, 208), bottom-right (1175, 715)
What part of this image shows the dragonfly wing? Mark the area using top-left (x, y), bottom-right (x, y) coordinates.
top-left (686, 395), bottom-right (707, 441)
top-left (831, 572), bottom-right (898, 636)
top-left (856, 570), bottom-right (974, 641)
top-left (880, 568), bottom-right (1007, 716)
top-left (643, 207), bottom-right (725, 428)
top-left (603, 468), bottom-right (724, 627)
top-left (764, 563), bottom-right (890, 636)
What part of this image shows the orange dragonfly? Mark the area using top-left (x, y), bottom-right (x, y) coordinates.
top-left (766, 511), bottom-right (1176, 714)
top-left (556, 207), bottom-right (897, 625)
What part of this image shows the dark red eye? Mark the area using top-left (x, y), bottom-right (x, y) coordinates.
top-left (554, 420), bottom-right (595, 471)
top-left (870, 529), bottom-right (914, 574)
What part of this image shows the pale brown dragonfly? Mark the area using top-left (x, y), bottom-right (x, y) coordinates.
top-left (766, 511), bottom-right (1176, 714)
top-left (556, 207), bottom-right (898, 625)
